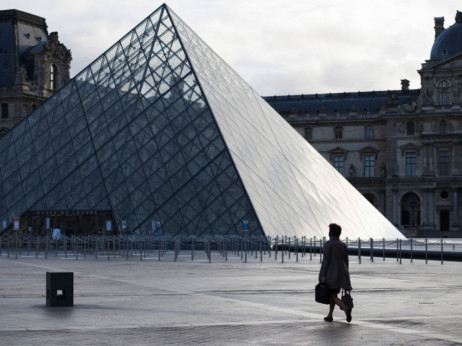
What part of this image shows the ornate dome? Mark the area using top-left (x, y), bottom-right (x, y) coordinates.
top-left (430, 11), bottom-right (462, 61)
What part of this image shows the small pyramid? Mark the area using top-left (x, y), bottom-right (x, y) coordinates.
top-left (0, 4), bottom-right (404, 239)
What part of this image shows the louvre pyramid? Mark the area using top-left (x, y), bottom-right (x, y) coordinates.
top-left (0, 4), bottom-right (404, 239)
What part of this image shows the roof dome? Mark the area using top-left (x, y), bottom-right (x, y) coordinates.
top-left (430, 11), bottom-right (462, 61)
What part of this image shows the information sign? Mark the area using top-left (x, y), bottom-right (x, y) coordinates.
top-left (13, 217), bottom-right (20, 231)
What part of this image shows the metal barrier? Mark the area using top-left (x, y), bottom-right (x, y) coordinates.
top-left (0, 234), bottom-right (461, 263)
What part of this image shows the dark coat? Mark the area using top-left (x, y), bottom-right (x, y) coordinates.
top-left (319, 237), bottom-right (352, 290)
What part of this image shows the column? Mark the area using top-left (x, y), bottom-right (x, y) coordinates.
top-left (451, 190), bottom-right (460, 231)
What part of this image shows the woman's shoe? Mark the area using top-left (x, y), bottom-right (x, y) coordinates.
top-left (346, 308), bottom-right (352, 322)
top-left (324, 316), bottom-right (333, 322)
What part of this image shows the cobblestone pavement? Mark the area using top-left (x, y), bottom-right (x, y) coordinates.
top-left (1, 250), bottom-right (462, 345)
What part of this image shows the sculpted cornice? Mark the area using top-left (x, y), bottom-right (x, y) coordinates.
top-left (0, 10), bottom-right (47, 30)
top-left (359, 146), bottom-right (379, 160)
top-left (420, 52), bottom-right (462, 71)
top-left (399, 143), bottom-right (421, 157)
top-left (43, 41), bottom-right (72, 62)
top-left (328, 147), bottom-right (348, 160)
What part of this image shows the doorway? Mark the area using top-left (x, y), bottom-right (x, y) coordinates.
top-left (440, 209), bottom-right (450, 231)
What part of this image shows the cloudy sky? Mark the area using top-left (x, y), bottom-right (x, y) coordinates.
top-left (2, 0), bottom-right (461, 95)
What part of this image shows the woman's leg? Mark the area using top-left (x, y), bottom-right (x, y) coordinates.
top-left (332, 295), bottom-right (347, 312)
top-left (324, 294), bottom-right (336, 320)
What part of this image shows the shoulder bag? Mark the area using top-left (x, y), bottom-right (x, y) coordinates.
top-left (341, 289), bottom-right (354, 309)
top-left (315, 282), bottom-right (330, 304)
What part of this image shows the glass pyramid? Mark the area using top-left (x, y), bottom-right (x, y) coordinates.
top-left (0, 4), bottom-right (404, 239)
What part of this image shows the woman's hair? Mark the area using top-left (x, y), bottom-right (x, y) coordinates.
top-left (329, 223), bottom-right (342, 237)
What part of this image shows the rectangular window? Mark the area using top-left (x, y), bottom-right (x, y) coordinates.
top-left (439, 149), bottom-right (450, 176)
top-left (365, 125), bottom-right (373, 139)
top-left (333, 156), bottom-right (344, 175)
top-left (305, 127), bottom-right (312, 140)
top-left (406, 122), bottom-right (414, 135)
top-left (405, 152), bottom-right (416, 176)
top-left (364, 155), bottom-right (374, 177)
top-left (440, 121), bottom-right (448, 134)
top-left (1, 103), bottom-right (8, 119)
top-left (438, 81), bottom-right (451, 105)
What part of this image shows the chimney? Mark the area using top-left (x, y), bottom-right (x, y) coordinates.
top-left (434, 17), bottom-right (445, 39)
top-left (401, 79), bottom-right (410, 91)
top-left (456, 11), bottom-right (462, 23)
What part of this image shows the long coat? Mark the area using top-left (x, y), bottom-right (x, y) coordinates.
top-left (319, 237), bottom-right (352, 290)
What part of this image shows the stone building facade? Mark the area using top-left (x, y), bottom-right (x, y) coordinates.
top-left (0, 10), bottom-right (71, 136)
top-left (265, 11), bottom-right (462, 237)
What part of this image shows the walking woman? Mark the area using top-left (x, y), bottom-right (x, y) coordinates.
top-left (319, 223), bottom-right (352, 322)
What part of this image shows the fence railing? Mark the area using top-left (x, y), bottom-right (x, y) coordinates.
top-left (1, 234), bottom-right (461, 264)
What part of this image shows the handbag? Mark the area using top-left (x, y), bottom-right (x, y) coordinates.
top-left (341, 289), bottom-right (354, 309)
top-left (315, 283), bottom-right (330, 304)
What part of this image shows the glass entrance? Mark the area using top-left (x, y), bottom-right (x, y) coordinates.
top-left (22, 212), bottom-right (114, 236)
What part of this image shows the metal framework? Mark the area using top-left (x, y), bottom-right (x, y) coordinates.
top-left (0, 5), bottom-right (404, 240)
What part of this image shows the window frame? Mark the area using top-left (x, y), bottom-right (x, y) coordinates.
top-left (334, 126), bottom-right (343, 139)
top-left (438, 80), bottom-right (451, 105)
top-left (1, 103), bottom-right (8, 119)
top-left (365, 125), bottom-right (373, 139)
top-left (405, 151), bottom-right (416, 176)
top-left (364, 154), bottom-right (375, 178)
top-left (406, 122), bottom-right (415, 135)
top-left (50, 64), bottom-right (58, 90)
top-left (438, 149), bottom-right (450, 176)
top-left (304, 127), bottom-right (312, 140)
top-left (333, 155), bottom-right (344, 175)
top-left (439, 120), bottom-right (448, 134)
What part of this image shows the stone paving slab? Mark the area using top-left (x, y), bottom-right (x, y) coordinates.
top-left (1, 252), bottom-right (462, 345)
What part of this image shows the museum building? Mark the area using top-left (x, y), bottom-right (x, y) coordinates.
top-left (0, 10), bottom-right (71, 136)
top-left (266, 11), bottom-right (462, 237)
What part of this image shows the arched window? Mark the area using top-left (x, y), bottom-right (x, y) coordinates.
top-left (400, 192), bottom-right (420, 228)
top-left (50, 64), bottom-right (58, 90)
top-left (438, 80), bottom-right (451, 105)
top-left (406, 122), bottom-right (414, 135)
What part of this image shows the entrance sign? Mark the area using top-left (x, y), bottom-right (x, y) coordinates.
top-left (243, 220), bottom-right (249, 231)
top-left (106, 220), bottom-right (112, 231)
top-left (121, 220), bottom-right (127, 229)
top-left (13, 217), bottom-right (20, 230)
top-left (45, 218), bottom-right (50, 229)
top-left (2, 219), bottom-right (6, 229)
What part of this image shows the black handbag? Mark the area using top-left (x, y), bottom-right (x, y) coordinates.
top-left (315, 283), bottom-right (330, 304)
top-left (341, 290), bottom-right (354, 309)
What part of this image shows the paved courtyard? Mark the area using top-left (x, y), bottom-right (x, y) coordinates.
top-left (1, 250), bottom-right (461, 345)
